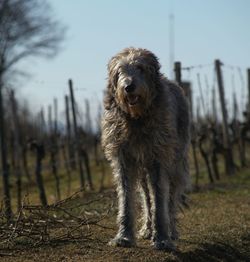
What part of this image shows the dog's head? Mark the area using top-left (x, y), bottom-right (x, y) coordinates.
top-left (105, 47), bottom-right (161, 118)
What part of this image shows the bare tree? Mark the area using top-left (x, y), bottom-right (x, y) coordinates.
top-left (0, 0), bottom-right (65, 78)
top-left (0, 0), bottom-right (65, 220)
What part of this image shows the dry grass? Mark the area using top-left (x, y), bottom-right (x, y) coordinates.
top-left (0, 169), bottom-right (249, 262)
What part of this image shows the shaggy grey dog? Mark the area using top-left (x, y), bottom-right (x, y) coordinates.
top-left (101, 47), bottom-right (190, 251)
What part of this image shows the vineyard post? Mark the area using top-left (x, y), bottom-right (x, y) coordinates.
top-left (248, 68), bottom-right (250, 114)
top-left (174, 61), bottom-right (181, 85)
top-left (33, 142), bottom-right (47, 206)
top-left (65, 95), bottom-right (76, 170)
top-left (48, 104), bottom-right (61, 201)
top-left (69, 79), bottom-right (85, 191)
top-left (215, 59), bottom-right (235, 176)
top-left (174, 62), bottom-right (200, 187)
top-left (10, 90), bottom-right (23, 211)
top-left (239, 68), bottom-right (250, 167)
top-left (63, 96), bottom-right (72, 195)
top-left (53, 98), bottom-right (61, 170)
top-left (197, 73), bottom-right (206, 116)
top-left (212, 87), bottom-right (217, 123)
top-left (0, 66), bottom-right (12, 221)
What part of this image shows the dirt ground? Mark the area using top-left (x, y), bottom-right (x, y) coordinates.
top-left (1, 173), bottom-right (250, 262)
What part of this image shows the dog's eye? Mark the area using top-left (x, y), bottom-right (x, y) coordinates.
top-left (115, 71), bottom-right (121, 83)
top-left (136, 65), bottom-right (144, 73)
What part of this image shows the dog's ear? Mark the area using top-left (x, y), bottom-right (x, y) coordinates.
top-left (104, 57), bottom-right (118, 110)
top-left (107, 56), bottom-right (120, 90)
top-left (103, 88), bottom-right (114, 110)
top-left (140, 49), bottom-right (161, 84)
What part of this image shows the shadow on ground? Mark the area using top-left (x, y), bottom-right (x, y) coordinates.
top-left (171, 233), bottom-right (250, 262)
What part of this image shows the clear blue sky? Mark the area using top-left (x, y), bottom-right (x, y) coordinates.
top-left (17, 0), bottom-right (250, 125)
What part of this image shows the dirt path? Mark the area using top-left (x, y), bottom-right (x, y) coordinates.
top-left (1, 179), bottom-right (250, 262)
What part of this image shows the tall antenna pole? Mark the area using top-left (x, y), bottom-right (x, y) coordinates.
top-left (169, 0), bottom-right (175, 80)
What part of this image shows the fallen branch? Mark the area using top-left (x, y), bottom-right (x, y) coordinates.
top-left (0, 190), bottom-right (115, 253)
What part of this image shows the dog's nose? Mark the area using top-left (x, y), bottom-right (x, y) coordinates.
top-left (125, 83), bottom-right (136, 93)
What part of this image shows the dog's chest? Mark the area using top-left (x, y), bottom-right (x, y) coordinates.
top-left (126, 122), bottom-right (154, 163)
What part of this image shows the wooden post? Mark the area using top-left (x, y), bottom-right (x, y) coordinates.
top-left (232, 92), bottom-right (239, 121)
top-left (39, 107), bottom-right (46, 139)
top-left (61, 142), bottom-right (72, 196)
top-left (69, 79), bottom-right (85, 190)
top-left (182, 81), bottom-right (193, 119)
top-left (30, 141), bottom-right (47, 206)
top-left (204, 75), bottom-right (210, 117)
top-left (65, 95), bottom-right (76, 170)
top-left (10, 131), bottom-right (16, 170)
top-left (215, 59), bottom-right (235, 176)
top-left (10, 90), bottom-right (22, 211)
top-left (198, 133), bottom-right (214, 184)
top-left (239, 69), bottom-right (250, 167)
top-left (48, 105), bottom-right (52, 133)
top-left (0, 67), bottom-right (12, 220)
top-left (197, 73), bottom-right (206, 117)
top-left (21, 139), bottom-right (31, 183)
top-left (174, 61), bottom-right (182, 85)
top-left (53, 98), bottom-right (61, 171)
top-left (81, 149), bottom-right (94, 190)
top-left (212, 86), bottom-right (217, 123)
top-left (248, 69), bottom-right (250, 114)
top-left (85, 99), bottom-right (92, 134)
top-left (191, 125), bottom-right (200, 188)
top-left (48, 104), bottom-right (61, 201)
top-left (53, 98), bottom-right (58, 134)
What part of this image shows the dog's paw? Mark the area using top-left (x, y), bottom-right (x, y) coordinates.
top-left (109, 236), bottom-right (135, 248)
top-left (138, 227), bottom-right (152, 240)
top-left (152, 239), bottom-right (176, 252)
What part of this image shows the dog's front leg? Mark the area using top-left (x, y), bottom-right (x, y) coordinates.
top-left (148, 161), bottom-right (175, 251)
top-left (109, 160), bottom-right (136, 247)
top-left (139, 176), bottom-right (152, 239)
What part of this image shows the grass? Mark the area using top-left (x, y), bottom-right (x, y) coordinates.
top-left (0, 163), bottom-right (250, 261)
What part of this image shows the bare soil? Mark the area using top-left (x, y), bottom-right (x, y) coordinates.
top-left (1, 173), bottom-right (250, 262)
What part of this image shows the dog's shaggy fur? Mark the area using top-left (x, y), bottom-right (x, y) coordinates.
top-left (101, 47), bottom-right (190, 250)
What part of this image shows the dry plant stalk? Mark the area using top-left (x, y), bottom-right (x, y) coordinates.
top-left (0, 190), bottom-right (115, 254)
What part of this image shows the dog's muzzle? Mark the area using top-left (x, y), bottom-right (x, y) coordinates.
top-left (125, 83), bottom-right (136, 93)
top-left (126, 94), bottom-right (139, 106)
top-left (124, 82), bottom-right (140, 106)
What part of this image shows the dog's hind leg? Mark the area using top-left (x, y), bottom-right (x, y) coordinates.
top-left (109, 160), bottom-right (137, 247)
top-left (169, 157), bottom-right (189, 241)
top-left (138, 175), bottom-right (152, 239)
top-left (148, 161), bottom-right (175, 251)
top-left (169, 183), bottom-right (181, 241)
